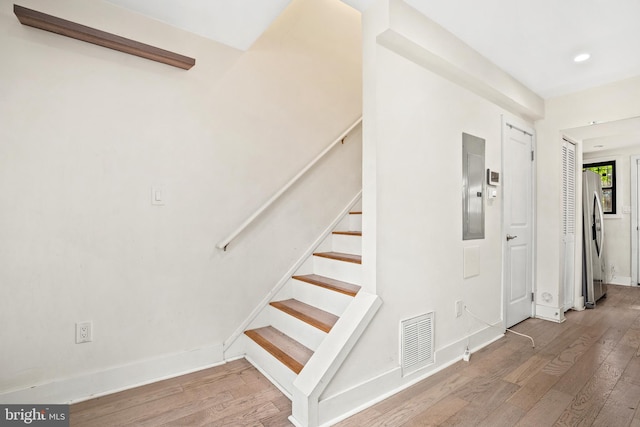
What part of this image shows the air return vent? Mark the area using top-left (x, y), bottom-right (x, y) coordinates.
top-left (401, 312), bottom-right (434, 376)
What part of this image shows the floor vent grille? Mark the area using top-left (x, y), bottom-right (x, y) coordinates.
top-left (401, 312), bottom-right (434, 376)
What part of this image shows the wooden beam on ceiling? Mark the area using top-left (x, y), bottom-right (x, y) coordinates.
top-left (14, 4), bottom-right (196, 70)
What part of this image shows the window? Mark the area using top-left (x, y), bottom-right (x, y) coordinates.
top-left (583, 160), bottom-right (616, 214)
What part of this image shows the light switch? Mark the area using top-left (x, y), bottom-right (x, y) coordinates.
top-left (151, 186), bottom-right (165, 206)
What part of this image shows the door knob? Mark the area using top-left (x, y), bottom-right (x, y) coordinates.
top-left (506, 234), bottom-right (518, 241)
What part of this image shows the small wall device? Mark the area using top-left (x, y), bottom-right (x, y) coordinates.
top-left (487, 169), bottom-right (500, 186)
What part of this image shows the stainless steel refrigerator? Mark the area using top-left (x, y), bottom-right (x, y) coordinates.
top-left (583, 170), bottom-right (607, 308)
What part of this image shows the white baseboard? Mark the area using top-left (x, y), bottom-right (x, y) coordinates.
top-left (609, 276), bottom-right (632, 286)
top-left (317, 324), bottom-right (504, 426)
top-left (535, 304), bottom-right (565, 323)
top-left (0, 345), bottom-right (224, 404)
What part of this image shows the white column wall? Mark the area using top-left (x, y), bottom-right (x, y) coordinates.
top-left (319, 1), bottom-right (540, 417)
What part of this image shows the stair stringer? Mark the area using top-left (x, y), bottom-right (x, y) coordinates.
top-left (223, 190), bottom-right (362, 361)
top-left (289, 291), bottom-right (382, 427)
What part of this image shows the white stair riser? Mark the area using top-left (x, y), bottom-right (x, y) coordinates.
top-left (241, 306), bottom-right (271, 333)
top-left (268, 306), bottom-right (326, 351)
top-left (295, 257), bottom-right (316, 276)
top-left (333, 215), bottom-right (351, 233)
top-left (331, 234), bottom-right (362, 256)
top-left (313, 256), bottom-right (362, 285)
top-left (273, 279), bottom-right (294, 302)
top-left (244, 335), bottom-right (297, 397)
top-left (291, 278), bottom-right (354, 316)
top-left (348, 213), bottom-right (362, 232)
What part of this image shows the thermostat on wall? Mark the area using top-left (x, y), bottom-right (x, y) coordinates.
top-left (487, 169), bottom-right (500, 186)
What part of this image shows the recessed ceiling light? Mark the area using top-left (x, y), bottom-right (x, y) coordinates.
top-left (574, 53), bottom-right (591, 63)
top-left (594, 145), bottom-right (604, 148)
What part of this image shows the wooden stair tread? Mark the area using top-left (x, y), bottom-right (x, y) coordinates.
top-left (349, 211), bottom-right (362, 215)
top-left (332, 230), bottom-right (362, 236)
top-left (292, 274), bottom-right (361, 297)
top-left (270, 299), bottom-right (338, 333)
top-left (245, 326), bottom-right (312, 374)
top-left (313, 251), bottom-right (362, 264)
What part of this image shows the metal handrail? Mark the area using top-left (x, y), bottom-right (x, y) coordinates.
top-left (216, 116), bottom-right (363, 251)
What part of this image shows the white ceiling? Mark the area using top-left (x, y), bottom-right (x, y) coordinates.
top-left (404, 0), bottom-right (640, 99)
top-left (104, 0), bottom-right (292, 51)
top-left (104, 0), bottom-right (640, 151)
top-left (564, 116), bottom-right (640, 153)
top-left (104, 0), bottom-right (640, 100)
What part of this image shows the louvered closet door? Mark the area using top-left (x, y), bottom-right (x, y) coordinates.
top-left (562, 140), bottom-right (577, 311)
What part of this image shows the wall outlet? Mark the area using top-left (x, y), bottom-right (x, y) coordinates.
top-left (455, 300), bottom-right (463, 318)
top-left (76, 321), bottom-right (93, 344)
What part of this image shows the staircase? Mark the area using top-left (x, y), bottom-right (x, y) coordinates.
top-left (243, 209), bottom-right (364, 398)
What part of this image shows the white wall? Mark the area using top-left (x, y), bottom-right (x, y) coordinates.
top-left (360, 0), bottom-right (390, 295)
top-left (0, 0), bottom-right (362, 401)
top-left (318, 1), bottom-right (537, 423)
top-left (535, 76), bottom-right (640, 317)
top-left (583, 146), bottom-right (640, 285)
top-left (325, 44), bottom-right (507, 392)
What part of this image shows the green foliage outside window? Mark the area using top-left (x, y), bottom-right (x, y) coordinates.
top-left (584, 164), bottom-right (613, 188)
top-left (583, 160), bottom-right (616, 214)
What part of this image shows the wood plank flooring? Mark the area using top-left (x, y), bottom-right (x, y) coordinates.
top-left (71, 285), bottom-right (640, 427)
top-left (70, 358), bottom-right (292, 427)
top-left (337, 285), bottom-right (640, 427)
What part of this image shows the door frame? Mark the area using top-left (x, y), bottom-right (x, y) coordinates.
top-left (631, 155), bottom-right (640, 285)
top-left (501, 116), bottom-right (536, 326)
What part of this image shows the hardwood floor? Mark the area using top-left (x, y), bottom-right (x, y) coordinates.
top-left (337, 285), bottom-right (640, 427)
top-left (71, 285), bottom-right (640, 427)
top-left (70, 358), bottom-right (293, 427)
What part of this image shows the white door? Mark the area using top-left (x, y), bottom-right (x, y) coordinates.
top-left (503, 121), bottom-right (534, 328)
